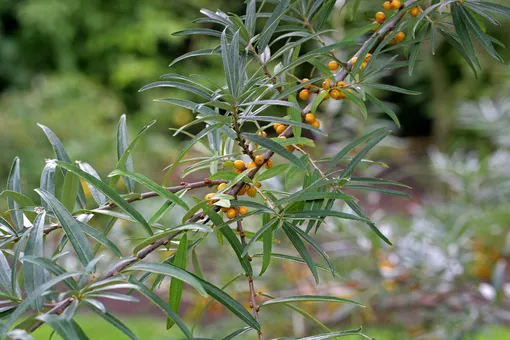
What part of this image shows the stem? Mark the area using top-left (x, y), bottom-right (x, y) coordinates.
top-left (29, 298), bottom-right (75, 332)
top-left (232, 105), bottom-right (254, 161)
top-left (236, 218), bottom-right (263, 340)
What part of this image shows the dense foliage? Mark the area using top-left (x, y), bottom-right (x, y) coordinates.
top-left (1, 0), bottom-right (510, 339)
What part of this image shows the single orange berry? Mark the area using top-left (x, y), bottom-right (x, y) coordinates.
top-left (409, 6), bottom-right (421, 17)
top-left (217, 183), bottom-right (227, 191)
top-left (392, 0), bottom-right (401, 10)
top-left (205, 193), bottom-right (215, 201)
top-left (337, 81), bottom-right (346, 87)
top-left (247, 186), bottom-right (257, 197)
top-left (254, 181), bottom-right (262, 188)
top-left (226, 208), bottom-right (237, 219)
top-left (299, 89), bottom-right (310, 100)
top-left (254, 155), bottom-right (265, 165)
top-left (234, 160), bottom-right (246, 171)
top-left (247, 161), bottom-right (257, 169)
top-left (257, 131), bottom-right (267, 137)
top-left (302, 78), bottom-right (312, 89)
top-left (322, 78), bottom-right (331, 90)
top-left (221, 207), bottom-right (229, 212)
top-left (238, 185), bottom-right (247, 196)
top-left (285, 145), bottom-right (295, 152)
top-left (395, 31), bottom-right (406, 42)
top-left (305, 113), bottom-right (316, 123)
top-left (311, 120), bottom-right (321, 129)
top-left (264, 159), bottom-right (273, 169)
top-left (238, 206), bottom-right (249, 215)
top-left (273, 123), bottom-right (283, 132)
top-left (330, 89), bottom-right (343, 100)
top-left (383, 1), bottom-right (392, 11)
top-left (328, 61), bottom-right (339, 71)
top-left (276, 124), bottom-right (287, 135)
top-left (364, 53), bottom-right (372, 61)
top-left (375, 12), bottom-right (386, 23)
top-left (361, 61), bottom-right (368, 70)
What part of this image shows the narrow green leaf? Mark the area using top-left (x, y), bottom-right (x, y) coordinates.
top-left (78, 222), bottom-right (123, 257)
top-left (192, 248), bottom-right (204, 279)
top-left (243, 133), bottom-right (307, 172)
top-left (169, 48), bottom-right (220, 67)
top-left (87, 302), bottom-right (137, 340)
top-left (326, 128), bottom-right (387, 173)
top-left (127, 277), bottom-right (193, 340)
top-left (77, 162), bottom-right (108, 206)
top-left (163, 124), bottom-right (223, 185)
top-left (311, 90), bottom-right (329, 114)
top-left (4, 273), bottom-right (79, 330)
top-left (365, 93), bottom-right (400, 128)
top-left (40, 160), bottom-right (57, 211)
top-left (24, 211), bottom-right (47, 311)
top-left (340, 130), bottom-right (391, 179)
top-left (35, 189), bottom-right (93, 267)
top-left (38, 124), bottom-right (87, 208)
top-left (254, 164), bottom-right (289, 181)
top-left (257, 0), bottom-right (291, 51)
top-left (109, 169), bottom-right (188, 210)
top-left (126, 263), bottom-right (206, 297)
top-left (282, 222), bottom-right (319, 284)
top-left (451, 3), bottom-right (480, 68)
top-left (364, 83), bottom-right (421, 95)
top-left (222, 327), bottom-right (253, 340)
top-left (241, 218), bottom-right (277, 257)
top-left (342, 89), bottom-right (367, 119)
top-left (261, 294), bottom-right (363, 307)
top-left (167, 233), bottom-right (188, 329)
top-left (21, 256), bottom-right (78, 291)
top-left (7, 157), bottom-right (23, 230)
top-left (259, 219), bottom-right (274, 277)
top-left (61, 171), bottom-right (80, 212)
top-left (283, 210), bottom-right (368, 223)
top-left (208, 210), bottom-right (252, 276)
top-left (344, 185), bottom-right (411, 198)
top-left (55, 161), bottom-right (153, 236)
top-left (346, 199), bottom-right (391, 245)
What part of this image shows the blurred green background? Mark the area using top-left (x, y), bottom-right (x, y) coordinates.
top-left (2, 0), bottom-right (510, 339)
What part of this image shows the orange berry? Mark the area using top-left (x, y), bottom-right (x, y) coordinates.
top-left (254, 155), bottom-right (265, 165)
top-left (311, 120), bottom-right (321, 129)
top-left (330, 89), bottom-right (343, 100)
top-left (322, 78), bottom-right (331, 90)
top-left (302, 78), bottom-right (311, 89)
top-left (276, 124), bottom-right (287, 135)
top-left (364, 53), bottom-right (372, 61)
top-left (328, 61), bottom-right (339, 71)
top-left (361, 61), bottom-right (368, 69)
top-left (409, 6), bottom-right (421, 17)
top-left (226, 208), bottom-right (237, 219)
top-left (257, 131), bottom-right (267, 137)
top-left (371, 21), bottom-right (380, 32)
top-left (247, 186), bottom-right (257, 197)
top-left (238, 206), bottom-right (248, 215)
top-left (337, 81), bottom-right (346, 87)
top-left (247, 161), bottom-right (257, 169)
top-left (221, 207), bottom-right (229, 212)
top-left (305, 113), bottom-right (316, 123)
top-left (392, 0), bottom-right (401, 10)
top-left (285, 145), bottom-right (295, 152)
top-left (299, 89), bottom-right (310, 100)
top-left (383, 1), bottom-right (392, 11)
top-left (238, 185), bottom-right (247, 196)
top-left (375, 12), bottom-right (386, 23)
top-left (254, 181), bottom-right (262, 188)
top-left (205, 193), bottom-right (215, 201)
top-left (234, 160), bottom-right (246, 171)
top-left (217, 183), bottom-right (227, 191)
top-left (395, 31), bottom-right (406, 42)
top-left (273, 123), bottom-right (282, 132)
top-left (264, 159), bottom-right (273, 169)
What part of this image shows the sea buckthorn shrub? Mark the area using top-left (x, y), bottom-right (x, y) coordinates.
top-left (1, 1), bottom-right (509, 339)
